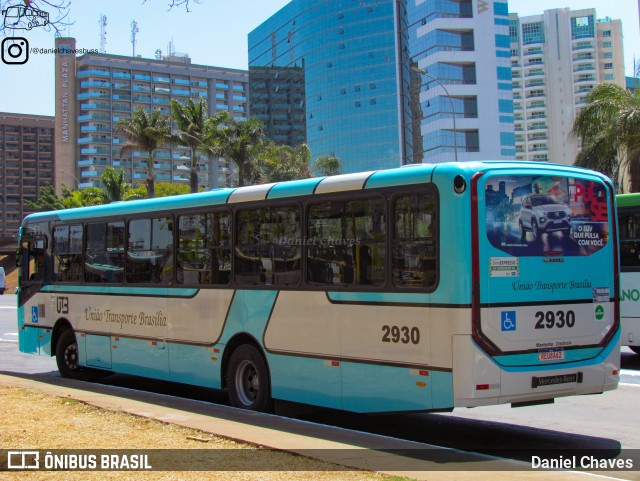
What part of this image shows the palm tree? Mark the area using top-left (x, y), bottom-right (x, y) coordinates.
top-left (61, 188), bottom-right (105, 208)
top-left (260, 145), bottom-right (343, 183)
top-left (572, 82), bottom-right (640, 192)
top-left (203, 111), bottom-right (231, 189)
top-left (208, 114), bottom-right (266, 187)
top-left (170, 98), bottom-right (209, 193)
top-left (100, 167), bottom-right (142, 202)
top-left (260, 144), bottom-right (311, 183)
top-left (116, 108), bottom-right (171, 198)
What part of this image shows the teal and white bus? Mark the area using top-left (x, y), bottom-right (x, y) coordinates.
top-left (17, 161), bottom-right (620, 413)
top-left (617, 193), bottom-right (640, 355)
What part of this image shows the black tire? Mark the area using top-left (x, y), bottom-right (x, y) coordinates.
top-left (630, 346), bottom-right (640, 355)
top-left (519, 220), bottom-right (527, 242)
top-left (531, 219), bottom-right (539, 242)
top-left (56, 329), bottom-right (88, 380)
top-left (227, 344), bottom-right (273, 412)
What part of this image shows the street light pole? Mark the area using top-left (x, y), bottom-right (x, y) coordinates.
top-left (58, 169), bottom-right (80, 189)
top-left (411, 66), bottom-right (458, 162)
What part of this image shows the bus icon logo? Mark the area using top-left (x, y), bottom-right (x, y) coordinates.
top-left (7, 451), bottom-right (39, 469)
top-left (501, 311), bottom-right (516, 331)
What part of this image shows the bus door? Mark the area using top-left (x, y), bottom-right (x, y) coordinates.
top-left (16, 234), bottom-right (48, 353)
top-left (17, 235), bottom-right (47, 302)
top-left (474, 172), bottom-right (618, 367)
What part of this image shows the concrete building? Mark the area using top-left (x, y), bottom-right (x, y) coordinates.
top-left (54, 37), bottom-right (249, 192)
top-left (509, 9), bottom-right (625, 164)
top-left (249, 0), bottom-right (514, 173)
top-left (0, 112), bottom-right (55, 243)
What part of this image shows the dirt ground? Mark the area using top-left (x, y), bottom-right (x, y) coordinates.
top-left (0, 385), bottom-right (411, 481)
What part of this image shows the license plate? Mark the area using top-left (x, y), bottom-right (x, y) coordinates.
top-left (532, 372), bottom-right (582, 388)
top-left (538, 349), bottom-right (564, 361)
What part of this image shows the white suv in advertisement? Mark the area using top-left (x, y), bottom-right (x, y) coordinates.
top-left (519, 194), bottom-right (571, 242)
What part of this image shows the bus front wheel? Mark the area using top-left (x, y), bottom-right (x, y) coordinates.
top-left (56, 329), bottom-right (87, 380)
top-left (227, 344), bottom-right (273, 412)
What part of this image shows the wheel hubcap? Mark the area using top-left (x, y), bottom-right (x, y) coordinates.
top-left (235, 359), bottom-right (259, 406)
top-left (64, 343), bottom-right (79, 370)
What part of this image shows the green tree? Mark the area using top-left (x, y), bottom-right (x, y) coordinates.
top-left (260, 144), bottom-right (311, 183)
top-left (126, 185), bottom-right (148, 200)
top-left (208, 113), bottom-right (266, 187)
top-left (60, 187), bottom-right (105, 209)
top-left (116, 108), bottom-right (171, 199)
top-left (259, 145), bottom-right (343, 183)
top-left (312, 154), bottom-right (342, 177)
top-left (100, 167), bottom-right (143, 203)
top-left (26, 184), bottom-right (104, 211)
top-left (154, 181), bottom-right (191, 197)
top-left (572, 82), bottom-right (640, 192)
top-left (170, 98), bottom-right (210, 193)
top-left (24, 184), bottom-right (65, 212)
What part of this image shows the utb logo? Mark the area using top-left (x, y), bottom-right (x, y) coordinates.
top-left (595, 305), bottom-right (605, 322)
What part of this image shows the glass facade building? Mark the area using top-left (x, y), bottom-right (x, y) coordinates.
top-left (249, 0), bottom-right (401, 173)
top-left (249, 0), bottom-right (514, 173)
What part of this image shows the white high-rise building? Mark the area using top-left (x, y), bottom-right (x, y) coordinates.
top-left (509, 9), bottom-right (625, 165)
top-left (54, 37), bottom-right (248, 192)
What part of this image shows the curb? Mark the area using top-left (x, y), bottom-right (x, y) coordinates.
top-left (620, 369), bottom-right (640, 385)
top-left (0, 372), bottom-right (611, 481)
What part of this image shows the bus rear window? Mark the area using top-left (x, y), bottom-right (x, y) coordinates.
top-left (485, 175), bottom-right (609, 257)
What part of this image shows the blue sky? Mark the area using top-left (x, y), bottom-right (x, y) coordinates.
top-left (0, 0), bottom-right (638, 117)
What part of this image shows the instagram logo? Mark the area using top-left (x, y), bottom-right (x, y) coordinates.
top-left (2, 37), bottom-right (29, 64)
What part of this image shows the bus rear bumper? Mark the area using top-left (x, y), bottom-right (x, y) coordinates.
top-left (452, 334), bottom-right (620, 408)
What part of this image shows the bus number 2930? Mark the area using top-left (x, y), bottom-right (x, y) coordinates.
top-left (534, 310), bottom-right (575, 329)
top-left (382, 325), bottom-right (420, 344)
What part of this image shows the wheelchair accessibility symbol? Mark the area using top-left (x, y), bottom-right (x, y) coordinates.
top-left (501, 311), bottom-right (516, 331)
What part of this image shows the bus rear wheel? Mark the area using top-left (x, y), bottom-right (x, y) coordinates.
top-left (56, 329), bottom-right (87, 380)
top-left (227, 344), bottom-right (273, 412)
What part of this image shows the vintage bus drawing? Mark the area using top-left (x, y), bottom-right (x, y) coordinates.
top-left (2, 5), bottom-right (49, 30)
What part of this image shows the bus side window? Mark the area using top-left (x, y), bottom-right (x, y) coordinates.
top-left (392, 193), bottom-right (437, 288)
top-left (235, 209), bottom-right (269, 286)
top-left (53, 224), bottom-right (83, 282)
top-left (307, 202), bottom-right (344, 286)
top-left (211, 212), bottom-right (232, 285)
top-left (127, 217), bottom-right (173, 284)
top-left (346, 198), bottom-right (386, 286)
top-left (85, 222), bottom-right (125, 283)
top-left (234, 206), bottom-right (301, 287)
